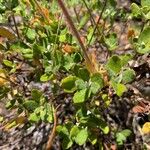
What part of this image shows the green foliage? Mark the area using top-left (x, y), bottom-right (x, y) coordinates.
top-left (131, 3), bottom-right (142, 18)
top-left (116, 129), bottom-right (132, 146)
top-left (61, 76), bottom-right (77, 93)
top-left (121, 69), bottom-right (136, 84)
top-left (131, 0), bottom-right (150, 20)
top-left (90, 73), bottom-right (104, 94)
top-left (23, 100), bottom-right (39, 112)
top-left (104, 33), bottom-right (118, 51)
top-left (111, 80), bottom-right (127, 97)
top-left (106, 55), bottom-right (122, 74)
top-left (73, 89), bottom-right (89, 103)
top-left (136, 27), bottom-right (150, 54)
top-left (74, 128), bottom-right (88, 145)
top-left (0, 0), bottom-right (150, 149)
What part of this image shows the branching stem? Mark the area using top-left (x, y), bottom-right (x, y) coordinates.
top-left (88, 0), bottom-right (107, 46)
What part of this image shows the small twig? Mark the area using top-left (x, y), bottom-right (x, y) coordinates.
top-left (57, 0), bottom-right (96, 73)
top-left (82, 0), bottom-right (101, 37)
top-left (46, 105), bottom-right (60, 150)
top-left (82, 0), bottom-right (95, 26)
top-left (73, 7), bottom-right (80, 23)
top-left (88, 0), bottom-right (107, 46)
top-left (11, 13), bottom-right (20, 39)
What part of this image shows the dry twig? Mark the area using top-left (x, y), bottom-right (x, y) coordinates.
top-left (46, 105), bottom-right (60, 150)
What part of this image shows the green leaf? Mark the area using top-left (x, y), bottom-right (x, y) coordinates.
top-left (52, 50), bottom-right (64, 69)
top-left (141, 0), bottom-right (150, 7)
top-left (23, 100), bottom-right (39, 112)
top-left (21, 48), bottom-right (33, 59)
top-left (61, 76), bottom-right (77, 93)
top-left (90, 82), bottom-right (101, 94)
top-left (104, 33), bottom-right (118, 50)
top-left (108, 0), bottom-right (117, 7)
top-left (78, 14), bottom-right (89, 29)
top-left (31, 89), bottom-right (42, 103)
top-left (111, 81), bottom-right (127, 96)
top-left (116, 129), bottom-right (132, 145)
top-left (87, 27), bottom-right (95, 45)
top-left (78, 68), bottom-right (90, 81)
top-left (40, 109), bottom-right (46, 121)
top-left (62, 137), bottom-right (73, 149)
top-left (106, 55), bottom-right (122, 74)
top-left (45, 103), bottom-right (53, 122)
top-left (32, 44), bottom-right (44, 59)
top-left (144, 11), bottom-right (150, 19)
top-left (100, 124), bottom-right (109, 134)
top-left (90, 73), bottom-right (104, 92)
top-left (75, 128), bottom-right (88, 145)
top-left (3, 60), bottom-right (13, 67)
top-left (11, 0), bottom-right (19, 9)
top-left (59, 34), bottom-right (66, 42)
top-left (63, 54), bottom-right (74, 71)
top-left (56, 124), bottom-right (73, 149)
top-left (73, 89), bottom-right (89, 103)
top-left (56, 125), bottom-right (69, 136)
top-left (29, 112), bottom-right (40, 122)
top-left (131, 3), bottom-right (141, 18)
top-left (89, 134), bottom-right (97, 145)
top-left (80, 115), bottom-right (109, 134)
top-left (121, 69), bottom-right (135, 84)
top-left (92, 116), bottom-right (109, 134)
top-left (26, 28), bottom-right (36, 41)
top-left (120, 54), bottom-right (133, 66)
top-left (73, 52), bottom-right (82, 63)
top-left (136, 27), bottom-right (150, 54)
top-left (40, 74), bottom-right (51, 82)
top-left (75, 79), bottom-right (87, 90)
top-left (76, 107), bottom-right (87, 119)
top-left (70, 125), bottom-right (80, 140)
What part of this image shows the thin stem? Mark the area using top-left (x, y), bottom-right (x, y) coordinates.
top-left (46, 105), bottom-right (60, 150)
top-left (82, 0), bottom-right (95, 26)
top-left (11, 13), bottom-right (20, 39)
top-left (57, 0), bottom-right (96, 73)
top-left (88, 0), bottom-right (107, 46)
top-left (82, 0), bottom-right (101, 37)
top-left (73, 7), bottom-right (80, 23)
top-left (53, 14), bottom-right (63, 51)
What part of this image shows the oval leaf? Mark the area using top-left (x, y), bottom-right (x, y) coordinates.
top-left (23, 100), bottom-right (39, 112)
top-left (73, 89), bottom-right (89, 103)
top-left (106, 55), bottom-right (122, 74)
top-left (121, 69), bottom-right (135, 84)
top-left (137, 27), bottom-right (150, 54)
top-left (75, 128), bottom-right (88, 145)
top-left (61, 76), bottom-right (77, 93)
